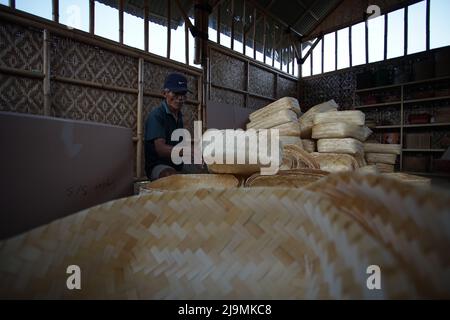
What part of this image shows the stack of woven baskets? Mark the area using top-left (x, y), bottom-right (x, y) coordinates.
top-left (246, 97), bottom-right (303, 148)
top-left (301, 102), bottom-right (373, 173)
top-left (364, 143), bottom-right (402, 173)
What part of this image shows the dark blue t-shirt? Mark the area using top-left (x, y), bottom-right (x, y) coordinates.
top-left (144, 101), bottom-right (184, 178)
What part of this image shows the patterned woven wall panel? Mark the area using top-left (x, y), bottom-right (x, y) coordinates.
top-left (210, 49), bottom-right (246, 91)
top-left (143, 62), bottom-right (199, 100)
top-left (0, 21), bottom-right (42, 72)
top-left (51, 81), bottom-right (137, 130)
top-left (50, 35), bottom-right (138, 89)
top-left (277, 76), bottom-right (297, 99)
top-left (248, 96), bottom-right (273, 110)
top-left (248, 65), bottom-right (275, 98)
top-left (0, 75), bottom-right (43, 115)
top-left (300, 71), bottom-right (357, 111)
top-left (210, 87), bottom-right (245, 107)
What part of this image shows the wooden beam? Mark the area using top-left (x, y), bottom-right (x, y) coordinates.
top-left (243, 0), bottom-right (275, 36)
top-left (247, 0), bottom-right (302, 37)
top-left (321, 36), bottom-right (324, 73)
top-left (295, 0), bottom-right (319, 21)
top-left (119, 0), bottom-right (124, 44)
top-left (299, 36), bottom-right (321, 64)
top-left (52, 0), bottom-right (59, 23)
top-left (144, 0), bottom-right (149, 52)
top-left (9, 0), bottom-right (15, 9)
top-left (89, 0), bottom-right (94, 34)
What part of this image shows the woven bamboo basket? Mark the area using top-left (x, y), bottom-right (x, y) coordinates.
top-left (204, 130), bottom-right (283, 176)
top-left (317, 138), bottom-right (364, 155)
top-left (247, 109), bottom-right (298, 130)
top-left (282, 144), bottom-right (320, 169)
top-left (1, 173), bottom-right (449, 299)
top-left (311, 152), bottom-right (359, 172)
top-left (249, 97), bottom-right (301, 122)
top-left (302, 139), bottom-right (316, 153)
top-left (313, 110), bottom-right (365, 126)
top-left (375, 163), bottom-right (395, 173)
top-left (279, 136), bottom-right (303, 148)
top-left (366, 153), bottom-right (398, 165)
top-left (299, 100), bottom-right (338, 138)
top-left (312, 123), bottom-right (371, 142)
top-left (382, 173), bottom-right (431, 187)
top-left (356, 165), bottom-right (379, 174)
top-left (270, 122), bottom-right (301, 136)
top-left (364, 143), bottom-right (402, 155)
top-left (139, 174), bottom-right (240, 195)
top-left (244, 169), bottom-right (329, 188)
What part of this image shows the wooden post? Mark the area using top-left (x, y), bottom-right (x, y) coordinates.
top-left (167, 0), bottom-right (172, 59)
top-left (335, 31), bottom-right (338, 70)
top-left (252, 7), bottom-right (256, 60)
top-left (144, 0), bottom-right (149, 52)
top-left (426, 0), bottom-right (430, 51)
top-left (262, 14), bottom-right (266, 64)
top-left (119, 0), bottom-right (124, 44)
top-left (384, 14), bottom-right (388, 60)
top-left (404, 6), bottom-right (408, 56)
top-left (43, 30), bottom-right (51, 116)
top-left (349, 26), bottom-right (352, 67)
top-left (137, 58), bottom-right (144, 179)
top-left (217, 3), bottom-right (221, 44)
top-left (9, 0), bottom-right (15, 9)
top-left (52, 0), bottom-right (59, 23)
top-left (185, 21), bottom-right (189, 65)
top-left (245, 61), bottom-right (249, 107)
top-left (89, 0), bottom-right (94, 34)
top-left (365, 19), bottom-right (369, 64)
top-left (230, 0), bottom-right (235, 50)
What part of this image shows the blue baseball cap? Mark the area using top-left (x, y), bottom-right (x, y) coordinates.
top-left (164, 73), bottom-right (191, 94)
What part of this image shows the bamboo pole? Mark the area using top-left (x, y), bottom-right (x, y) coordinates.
top-left (144, 0), bottom-right (149, 52)
top-left (137, 58), bottom-right (144, 179)
top-left (119, 0), bottom-right (124, 44)
top-left (0, 66), bottom-right (44, 79)
top-left (43, 29), bottom-right (51, 116)
top-left (89, 0), bottom-right (94, 34)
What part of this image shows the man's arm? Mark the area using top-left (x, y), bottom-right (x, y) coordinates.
top-left (154, 138), bottom-right (174, 159)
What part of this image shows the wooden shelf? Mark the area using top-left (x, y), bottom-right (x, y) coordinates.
top-left (404, 95), bottom-right (450, 104)
top-left (404, 122), bottom-right (450, 128)
top-left (355, 75), bottom-right (450, 93)
top-left (354, 101), bottom-right (401, 109)
top-left (374, 125), bottom-right (401, 129)
top-left (404, 171), bottom-right (450, 178)
top-left (402, 149), bottom-right (446, 152)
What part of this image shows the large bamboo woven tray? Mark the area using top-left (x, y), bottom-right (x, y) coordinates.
top-left (1, 173), bottom-right (449, 299)
top-left (311, 153), bottom-right (359, 172)
top-left (139, 174), bottom-right (240, 194)
top-left (244, 169), bottom-right (329, 188)
top-left (382, 173), bottom-right (431, 187)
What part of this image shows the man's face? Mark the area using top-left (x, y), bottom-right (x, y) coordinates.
top-left (164, 90), bottom-right (186, 113)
